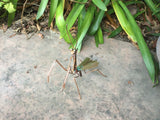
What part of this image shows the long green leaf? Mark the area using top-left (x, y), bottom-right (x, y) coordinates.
top-left (112, 0), bottom-right (157, 84)
top-left (76, 4), bottom-right (96, 51)
top-left (112, 0), bottom-right (137, 43)
top-left (92, 0), bottom-right (107, 11)
top-left (108, 10), bottom-right (145, 38)
top-left (78, 7), bottom-right (86, 31)
top-left (66, 0), bottom-right (87, 30)
top-left (48, 0), bottom-right (58, 26)
top-left (108, 26), bottom-right (122, 38)
top-left (95, 26), bottom-right (104, 47)
top-left (119, 0), bottom-right (157, 84)
top-left (36, 0), bottom-right (49, 20)
top-left (144, 0), bottom-right (160, 21)
top-left (88, 0), bottom-right (110, 35)
top-left (55, 0), bottom-right (74, 43)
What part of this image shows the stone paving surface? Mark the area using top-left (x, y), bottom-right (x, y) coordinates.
top-left (0, 30), bottom-right (160, 120)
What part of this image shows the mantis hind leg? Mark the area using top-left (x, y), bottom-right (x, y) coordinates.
top-left (74, 77), bottom-right (81, 99)
top-left (86, 69), bottom-right (107, 77)
top-left (47, 59), bottom-right (68, 82)
top-left (61, 67), bottom-right (71, 91)
top-left (47, 55), bottom-right (73, 82)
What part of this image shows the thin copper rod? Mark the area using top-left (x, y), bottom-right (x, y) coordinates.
top-left (47, 59), bottom-right (68, 82)
top-left (74, 77), bottom-right (81, 99)
top-left (62, 67), bottom-right (71, 91)
top-left (56, 60), bottom-right (67, 71)
top-left (67, 56), bottom-right (73, 73)
top-left (86, 69), bottom-right (107, 77)
top-left (47, 61), bottom-right (56, 82)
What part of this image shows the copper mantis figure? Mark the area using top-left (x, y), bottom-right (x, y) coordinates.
top-left (47, 26), bottom-right (106, 99)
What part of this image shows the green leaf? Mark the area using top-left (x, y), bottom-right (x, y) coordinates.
top-left (55, 0), bottom-right (74, 44)
top-left (48, 0), bottom-right (58, 26)
top-left (148, 33), bottom-right (160, 36)
top-left (3, 0), bottom-right (10, 2)
top-left (66, 0), bottom-right (87, 30)
top-left (95, 34), bottom-right (99, 47)
top-left (8, 12), bottom-right (15, 26)
top-left (88, 0), bottom-right (110, 35)
top-left (4, 2), bottom-right (16, 13)
top-left (151, 53), bottom-right (159, 86)
top-left (36, 0), bottom-right (49, 20)
top-left (76, 4), bottom-right (96, 51)
top-left (92, 0), bottom-right (107, 11)
top-left (112, 0), bottom-right (157, 84)
top-left (112, 0), bottom-right (137, 42)
top-left (0, 2), bottom-right (4, 7)
top-left (78, 7), bottom-right (86, 31)
top-left (7, 0), bottom-right (18, 26)
top-left (95, 26), bottom-right (104, 47)
top-left (97, 27), bottom-right (103, 44)
top-left (144, 0), bottom-right (160, 21)
top-left (108, 26), bottom-right (122, 38)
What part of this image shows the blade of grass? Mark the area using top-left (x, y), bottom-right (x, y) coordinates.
top-left (88, 0), bottom-right (110, 35)
top-left (55, 0), bottom-right (74, 44)
top-left (48, 0), bottom-right (58, 26)
top-left (92, 0), bottom-right (107, 11)
top-left (115, 0), bottom-right (158, 84)
top-left (94, 26), bottom-right (104, 47)
top-left (78, 7), bottom-right (86, 31)
top-left (144, 0), bottom-right (160, 21)
top-left (111, 0), bottom-right (137, 43)
top-left (108, 10), bottom-right (145, 38)
top-left (36, 0), bottom-right (49, 20)
top-left (66, 0), bottom-right (87, 30)
top-left (76, 4), bottom-right (96, 51)
top-left (108, 26), bottom-right (122, 38)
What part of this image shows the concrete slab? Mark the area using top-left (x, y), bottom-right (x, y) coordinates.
top-left (0, 29), bottom-right (160, 120)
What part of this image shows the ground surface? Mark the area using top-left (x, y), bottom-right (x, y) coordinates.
top-left (0, 29), bottom-right (160, 120)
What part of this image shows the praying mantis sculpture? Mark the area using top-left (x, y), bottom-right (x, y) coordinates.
top-left (47, 25), bottom-right (106, 99)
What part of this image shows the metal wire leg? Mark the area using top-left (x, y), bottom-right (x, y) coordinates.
top-left (47, 59), bottom-right (68, 82)
top-left (47, 60), bottom-right (56, 82)
top-left (61, 67), bottom-right (71, 91)
top-left (86, 69), bottom-right (107, 77)
top-left (74, 77), bottom-right (81, 99)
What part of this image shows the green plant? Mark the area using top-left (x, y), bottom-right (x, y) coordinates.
top-left (36, 0), bottom-right (109, 49)
top-left (0, 0), bottom-right (18, 26)
top-left (144, 0), bottom-right (160, 21)
top-left (112, 0), bottom-right (159, 86)
top-left (36, 0), bottom-right (159, 85)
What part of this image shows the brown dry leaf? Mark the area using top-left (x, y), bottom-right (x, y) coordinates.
top-left (38, 33), bottom-right (44, 39)
top-left (64, 0), bottom-right (72, 18)
top-left (150, 40), bottom-right (157, 49)
top-left (128, 80), bottom-right (134, 85)
top-left (145, 8), bottom-right (153, 24)
top-left (105, 13), bottom-right (118, 29)
top-left (34, 65), bottom-right (37, 69)
top-left (36, 23), bottom-right (41, 31)
top-left (2, 24), bottom-right (8, 32)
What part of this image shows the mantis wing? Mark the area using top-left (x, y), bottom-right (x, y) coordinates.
top-left (81, 61), bottom-right (99, 70)
top-left (78, 57), bottom-right (92, 68)
top-left (78, 57), bottom-right (99, 70)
